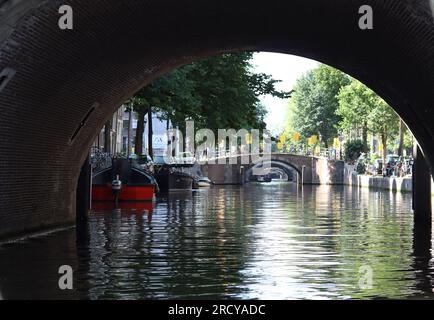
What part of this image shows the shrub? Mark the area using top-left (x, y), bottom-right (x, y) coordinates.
top-left (356, 160), bottom-right (367, 174)
top-left (344, 139), bottom-right (364, 164)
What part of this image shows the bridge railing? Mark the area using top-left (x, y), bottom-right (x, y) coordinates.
top-left (197, 147), bottom-right (341, 162)
top-left (275, 147), bottom-right (341, 160)
top-left (90, 147), bottom-right (112, 172)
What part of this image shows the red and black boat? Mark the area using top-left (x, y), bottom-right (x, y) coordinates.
top-left (92, 158), bottom-right (158, 202)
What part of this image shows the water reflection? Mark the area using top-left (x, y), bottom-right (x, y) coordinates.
top-left (0, 183), bottom-right (433, 299)
top-left (0, 227), bottom-right (80, 299)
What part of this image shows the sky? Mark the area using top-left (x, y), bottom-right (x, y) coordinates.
top-left (251, 52), bottom-right (318, 135)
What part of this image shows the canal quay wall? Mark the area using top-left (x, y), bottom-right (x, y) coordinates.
top-left (195, 160), bottom-right (434, 193)
top-left (344, 165), bottom-right (434, 194)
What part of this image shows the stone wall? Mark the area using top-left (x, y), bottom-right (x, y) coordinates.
top-left (311, 158), bottom-right (345, 185)
top-left (344, 165), bottom-right (434, 193)
top-left (201, 163), bottom-right (243, 185)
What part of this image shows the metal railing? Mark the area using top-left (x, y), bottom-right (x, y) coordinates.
top-left (90, 147), bottom-right (112, 172)
top-left (197, 147), bottom-right (341, 161)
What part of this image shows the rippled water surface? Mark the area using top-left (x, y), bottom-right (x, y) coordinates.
top-left (1, 183), bottom-right (433, 299)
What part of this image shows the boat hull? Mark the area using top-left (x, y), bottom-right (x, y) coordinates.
top-left (197, 181), bottom-right (211, 188)
top-left (92, 184), bottom-right (155, 202)
top-left (92, 158), bottom-right (157, 202)
top-left (155, 171), bottom-right (193, 192)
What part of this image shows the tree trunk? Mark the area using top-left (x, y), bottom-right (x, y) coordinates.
top-left (381, 131), bottom-right (387, 164)
top-left (148, 106), bottom-right (153, 159)
top-left (104, 119), bottom-right (112, 154)
top-left (134, 110), bottom-right (146, 156)
top-left (112, 113), bottom-right (118, 154)
top-left (166, 118), bottom-right (172, 154)
top-left (362, 121), bottom-right (368, 153)
top-left (398, 119), bottom-right (405, 156)
top-left (127, 110), bottom-right (133, 156)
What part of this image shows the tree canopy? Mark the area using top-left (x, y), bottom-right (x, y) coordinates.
top-left (282, 64), bottom-right (410, 162)
top-left (336, 79), bottom-right (399, 160)
top-left (123, 52), bottom-right (290, 156)
top-left (291, 65), bottom-right (350, 147)
top-left (128, 52), bottom-right (289, 147)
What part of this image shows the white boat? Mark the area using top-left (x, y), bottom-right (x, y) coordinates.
top-left (196, 177), bottom-right (212, 188)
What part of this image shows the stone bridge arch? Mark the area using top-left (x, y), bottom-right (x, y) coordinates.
top-left (242, 154), bottom-right (345, 185)
top-left (244, 159), bottom-right (301, 183)
top-left (0, 0), bottom-right (433, 238)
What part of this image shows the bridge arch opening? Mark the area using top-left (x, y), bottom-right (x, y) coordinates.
top-left (245, 160), bottom-right (300, 184)
top-left (0, 0), bottom-right (432, 238)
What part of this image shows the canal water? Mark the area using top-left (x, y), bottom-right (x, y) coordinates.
top-left (0, 183), bottom-right (433, 300)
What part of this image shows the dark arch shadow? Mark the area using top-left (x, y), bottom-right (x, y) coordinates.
top-left (245, 160), bottom-right (301, 183)
top-left (0, 0), bottom-right (432, 237)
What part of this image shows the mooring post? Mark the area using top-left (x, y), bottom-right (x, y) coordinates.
top-left (76, 154), bottom-right (91, 222)
top-left (301, 165), bottom-right (306, 186)
top-left (412, 144), bottom-right (432, 256)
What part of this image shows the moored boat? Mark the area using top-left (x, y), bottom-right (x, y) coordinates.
top-left (195, 177), bottom-right (212, 188)
top-left (92, 158), bottom-right (158, 202)
top-left (154, 166), bottom-right (194, 192)
top-left (256, 174), bottom-right (272, 183)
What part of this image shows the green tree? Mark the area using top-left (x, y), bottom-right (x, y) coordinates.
top-left (186, 52), bottom-right (288, 133)
top-left (291, 65), bottom-right (350, 148)
top-left (336, 79), bottom-right (399, 162)
top-left (283, 99), bottom-right (297, 146)
top-left (336, 80), bottom-right (373, 153)
top-left (127, 66), bottom-right (200, 156)
top-left (343, 139), bottom-right (365, 163)
top-left (367, 101), bottom-right (399, 162)
top-left (128, 52), bottom-right (289, 155)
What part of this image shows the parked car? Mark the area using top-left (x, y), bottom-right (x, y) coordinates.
top-left (174, 151), bottom-right (196, 165)
top-left (153, 155), bottom-right (175, 166)
top-left (386, 154), bottom-right (400, 164)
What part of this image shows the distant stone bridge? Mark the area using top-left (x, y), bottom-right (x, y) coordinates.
top-left (196, 153), bottom-right (345, 185)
